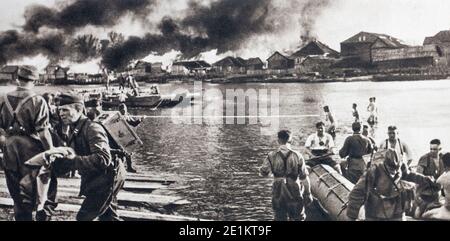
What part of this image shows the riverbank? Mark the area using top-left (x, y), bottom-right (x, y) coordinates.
top-left (204, 73), bottom-right (449, 84)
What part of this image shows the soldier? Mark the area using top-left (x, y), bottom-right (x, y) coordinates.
top-left (367, 97), bottom-right (378, 126)
top-left (0, 66), bottom-right (56, 221)
top-left (413, 139), bottom-right (444, 217)
top-left (339, 122), bottom-right (373, 183)
top-left (260, 130), bottom-right (313, 221)
top-left (352, 103), bottom-right (360, 123)
top-left (55, 92), bottom-right (126, 221)
top-left (118, 103), bottom-right (142, 173)
top-left (347, 149), bottom-right (435, 221)
top-left (305, 121), bottom-right (342, 174)
top-left (323, 106), bottom-right (337, 140)
top-left (379, 126), bottom-right (413, 165)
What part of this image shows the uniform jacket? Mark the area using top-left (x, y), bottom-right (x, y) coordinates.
top-left (260, 145), bottom-right (308, 209)
top-left (0, 87), bottom-right (50, 171)
top-left (347, 162), bottom-right (431, 220)
top-left (57, 116), bottom-right (114, 195)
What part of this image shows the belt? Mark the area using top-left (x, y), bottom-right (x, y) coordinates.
top-left (349, 156), bottom-right (363, 159)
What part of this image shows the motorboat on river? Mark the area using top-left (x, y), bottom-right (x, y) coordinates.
top-left (76, 85), bottom-right (199, 109)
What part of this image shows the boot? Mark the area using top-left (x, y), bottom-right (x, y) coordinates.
top-left (127, 167), bottom-right (137, 173)
top-left (36, 209), bottom-right (51, 221)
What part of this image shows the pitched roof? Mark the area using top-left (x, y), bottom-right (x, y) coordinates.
top-left (267, 51), bottom-right (294, 61)
top-left (135, 60), bottom-right (151, 68)
top-left (423, 30), bottom-right (450, 45)
top-left (213, 57), bottom-right (247, 67)
top-left (173, 61), bottom-right (211, 69)
top-left (245, 58), bottom-right (263, 66)
top-left (0, 65), bottom-right (19, 74)
top-left (291, 40), bottom-right (340, 58)
top-left (342, 31), bottom-right (406, 48)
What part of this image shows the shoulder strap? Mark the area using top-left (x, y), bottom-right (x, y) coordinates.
top-left (4, 93), bottom-right (38, 116)
top-left (397, 138), bottom-right (404, 156)
top-left (267, 154), bottom-right (274, 174)
top-left (67, 118), bottom-right (89, 146)
top-left (385, 139), bottom-right (388, 149)
top-left (278, 151), bottom-right (293, 175)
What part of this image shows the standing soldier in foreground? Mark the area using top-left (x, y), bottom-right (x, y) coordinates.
top-left (413, 139), bottom-right (444, 217)
top-left (0, 66), bottom-right (56, 221)
top-left (347, 149), bottom-right (435, 221)
top-left (55, 93), bottom-right (125, 221)
top-left (260, 130), bottom-right (313, 221)
top-left (118, 103), bottom-right (142, 173)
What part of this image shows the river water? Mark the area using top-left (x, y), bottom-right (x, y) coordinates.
top-left (2, 79), bottom-right (450, 220)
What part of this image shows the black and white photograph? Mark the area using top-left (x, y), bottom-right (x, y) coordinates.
top-left (0, 0), bottom-right (449, 229)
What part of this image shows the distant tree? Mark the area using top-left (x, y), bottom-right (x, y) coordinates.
top-left (71, 34), bottom-right (100, 62)
top-left (108, 31), bottom-right (125, 46)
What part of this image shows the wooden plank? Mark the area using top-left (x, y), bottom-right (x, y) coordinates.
top-left (0, 171), bottom-right (176, 186)
top-left (0, 176), bottom-right (167, 193)
top-left (125, 175), bottom-right (176, 184)
top-left (0, 197), bottom-right (204, 221)
top-left (0, 187), bottom-right (190, 208)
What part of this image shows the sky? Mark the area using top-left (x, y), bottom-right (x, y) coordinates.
top-left (2, 0), bottom-right (450, 72)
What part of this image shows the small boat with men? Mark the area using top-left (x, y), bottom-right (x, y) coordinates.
top-left (76, 85), bottom-right (199, 109)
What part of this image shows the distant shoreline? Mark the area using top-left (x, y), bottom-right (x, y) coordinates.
top-left (25, 73), bottom-right (450, 87)
top-left (201, 73), bottom-right (449, 84)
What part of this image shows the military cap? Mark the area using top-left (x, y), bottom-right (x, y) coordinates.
top-left (17, 65), bottom-right (38, 81)
top-left (57, 92), bottom-right (84, 106)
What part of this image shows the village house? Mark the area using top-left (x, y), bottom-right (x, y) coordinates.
top-left (423, 30), bottom-right (450, 68)
top-left (212, 57), bottom-right (247, 74)
top-left (290, 40), bottom-right (340, 74)
top-left (151, 62), bottom-right (164, 74)
top-left (133, 60), bottom-right (152, 75)
top-left (339, 31), bottom-right (407, 67)
top-left (171, 61), bottom-right (212, 75)
top-left (0, 65), bottom-right (19, 84)
top-left (266, 52), bottom-right (295, 69)
top-left (424, 30), bottom-right (450, 47)
top-left (291, 40), bottom-right (340, 59)
top-left (371, 45), bottom-right (447, 70)
top-left (44, 64), bottom-right (69, 84)
top-left (245, 58), bottom-right (264, 71)
top-left (213, 56), bottom-right (266, 75)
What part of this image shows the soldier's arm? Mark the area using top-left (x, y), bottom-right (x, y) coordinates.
top-left (402, 143), bottom-right (413, 164)
top-left (415, 155), bottom-right (427, 174)
top-left (339, 137), bottom-right (350, 158)
top-left (298, 156), bottom-right (311, 195)
top-left (259, 155), bottom-right (272, 177)
top-left (402, 163), bottom-right (433, 185)
top-left (35, 98), bottom-right (53, 150)
top-left (347, 169), bottom-right (370, 219)
top-left (73, 122), bottom-right (112, 172)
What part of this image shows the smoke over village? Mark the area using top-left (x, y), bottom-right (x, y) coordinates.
top-left (0, 0), bottom-right (332, 72)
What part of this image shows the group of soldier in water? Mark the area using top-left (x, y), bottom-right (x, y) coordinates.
top-left (260, 97), bottom-right (450, 221)
top-left (0, 66), bottom-right (141, 221)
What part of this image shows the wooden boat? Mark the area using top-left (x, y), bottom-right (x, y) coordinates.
top-left (77, 86), bottom-right (198, 109)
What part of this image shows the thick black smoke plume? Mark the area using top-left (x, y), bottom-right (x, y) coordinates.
top-left (0, 0), bottom-right (334, 70)
top-left (23, 0), bottom-right (157, 33)
top-left (102, 0), bottom-right (273, 69)
top-left (0, 30), bottom-right (66, 65)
